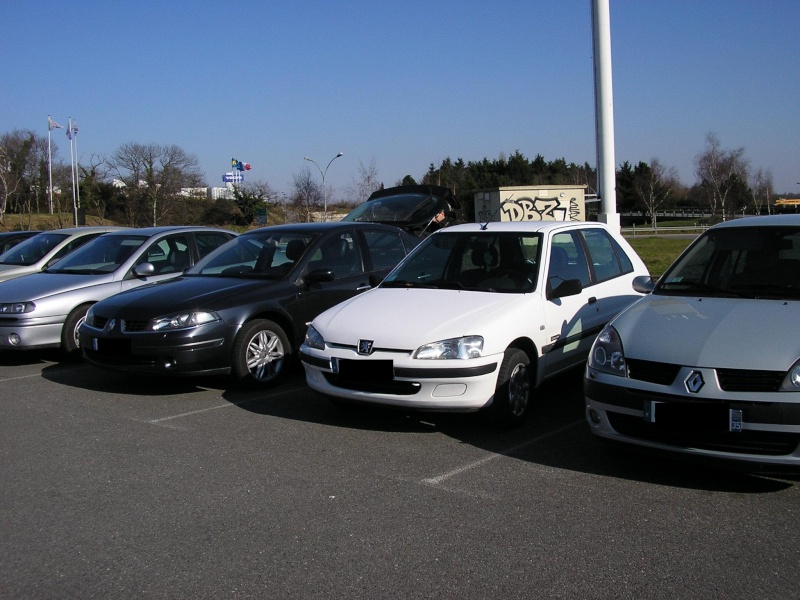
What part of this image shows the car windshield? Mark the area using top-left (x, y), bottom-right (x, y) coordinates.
top-left (656, 226), bottom-right (800, 299)
top-left (46, 235), bottom-right (147, 275)
top-left (342, 194), bottom-right (439, 224)
top-left (0, 233), bottom-right (68, 266)
top-left (187, 232), bottom-right (316, 278)
top-left (382, 231), bottom-right (541, 293)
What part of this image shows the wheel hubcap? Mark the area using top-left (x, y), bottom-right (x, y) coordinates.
top-left (246, 330), bottom-right (284, 381)
top-left (507, 363), bottom-right (530, 417)
top-left (73, 316), bottom-right (86, 349)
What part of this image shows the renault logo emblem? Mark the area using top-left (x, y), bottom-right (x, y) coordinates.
top-left (358, 340), bottom-right (374, 355)
top-left (107, 319), bottom-right (116, 332)
top-left (685, 371), bottom-right (705, 393)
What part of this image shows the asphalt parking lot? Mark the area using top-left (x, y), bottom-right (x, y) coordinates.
top-left (1, 353), bottom-right (798, 599)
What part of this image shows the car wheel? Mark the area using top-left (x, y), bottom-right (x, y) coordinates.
top-left (489, 348), bottom-right (531, 427)
top-left (62, 303), bottom-right (92, 353)
top-left (231, 319), bottom-right (291, 386)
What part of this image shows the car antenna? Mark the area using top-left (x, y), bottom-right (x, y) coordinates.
top-left (480, 195), bottom-right (515, 230)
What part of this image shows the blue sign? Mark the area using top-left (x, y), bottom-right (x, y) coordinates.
top-left (222, 172), bottom-right (244, 183)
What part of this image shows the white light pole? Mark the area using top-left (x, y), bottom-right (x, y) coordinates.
top-left (304, 152), bottom-right (343, 221)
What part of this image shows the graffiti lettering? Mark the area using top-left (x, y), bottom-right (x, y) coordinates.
top-left (501, 196), bottom-right (568, 221)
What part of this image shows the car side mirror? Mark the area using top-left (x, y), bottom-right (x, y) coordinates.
top-left (134, 262), bottom-right (156, 277)
top-left (548, 278), bottom-right (582, 300)
top-left (303, 268), bottom-right (335, 285)
top-left (632, 275), bottom-right (656, 294)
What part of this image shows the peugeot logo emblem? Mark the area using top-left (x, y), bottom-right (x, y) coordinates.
top-left (358, 340), bottom-right (374, 355)
top-left (685, 371), bottom-right (705, 393)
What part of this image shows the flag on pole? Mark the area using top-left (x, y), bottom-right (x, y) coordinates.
top-left (48, 116), bottom-right (63, 130)
top-left (232, 157), bottom-right (252, 171)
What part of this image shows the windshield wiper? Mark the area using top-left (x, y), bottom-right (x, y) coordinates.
top-left (658, 281), bottom-right (744, 297)
top-left (381, 279), bottom-right (437, 289)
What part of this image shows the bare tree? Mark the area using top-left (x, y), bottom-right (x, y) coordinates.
top-left (633, 158), bottom-right (680, 228)
top-left (345, 158), bottom-right (381, 205)
top-left (695, 132), bottom-right (749, 221)
top-left (107, 143), bottom-right (204, 226)
top-left (751, 168), bottom-right (774, 215)
top-left (290, 168), bottom-right (322, 222)
top-left (0, 130), bottom-right (37, 224)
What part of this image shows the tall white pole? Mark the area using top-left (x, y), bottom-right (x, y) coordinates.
top-left (592, 0), bottom-right (619, 231)
top-left (73, 122), bottom-right (80, 216)
top-left (47, 127), bottom-right (53, 214)
top-left (68, 118), bottom-right (78, 226)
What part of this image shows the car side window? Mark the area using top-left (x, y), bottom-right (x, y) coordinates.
top-left (549, 232), bottom-right (590, 288)
top-left (307, 232), bottom-right (364, 278)
top-left (363, 230), bottom-right (408, 271)
top-left (196, 232), bottom-right (233, 259)
top-left (48, 233), bottom-right (102, 266)
top-left (138, 235), bottom-right (191, 274)
top-left (580, 229), bottom-right (631, 282)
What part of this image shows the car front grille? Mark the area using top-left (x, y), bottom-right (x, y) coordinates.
top-left (607, 412), bottom-right (800, 456)
top-left (121, 319), bottom-right (150, 332)
top-left (717, 369), bottom-right (785, 392)
top-left (626, 359), bottom-right (786, 392)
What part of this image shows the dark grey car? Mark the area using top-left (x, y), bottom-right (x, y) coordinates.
top-left (80, 222), bottom-right (420, 386)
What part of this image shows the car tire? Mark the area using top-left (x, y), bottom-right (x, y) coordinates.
top-left (231, 319), bottom-right (291, 387)
top-left (489, 347), bottom-right (531, 428)
top-left (62, 303), bottom-right (92, 354)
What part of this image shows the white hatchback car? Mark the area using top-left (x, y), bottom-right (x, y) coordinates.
top-left (585, 214), bottom-right (800, 468)
top-left (300, 221), bottom-right (649, 426)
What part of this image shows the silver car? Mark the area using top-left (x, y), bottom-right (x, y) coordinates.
top-left (0, 226), bottom-right (122, 283)
top-left (585, 214), bottom-right (800, 468)
top-left (0, 226), bottom-right (236, 353)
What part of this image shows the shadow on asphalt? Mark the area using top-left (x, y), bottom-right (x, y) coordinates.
top-left (39, 356), bottom-right (797, 494)
top-left (224, 366), bottom-right (798, 495)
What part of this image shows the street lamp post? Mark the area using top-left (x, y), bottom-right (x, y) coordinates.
top-left (304, 152), bottom-right (344, 222)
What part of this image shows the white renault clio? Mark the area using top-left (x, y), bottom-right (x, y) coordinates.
top-left (300, 220), bottom-right (649, 426)
top-left (586, 214), bottom-right (800, 468)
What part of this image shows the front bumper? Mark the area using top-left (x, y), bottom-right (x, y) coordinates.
top-left (79, 323), bottom-right (233, 376)
top-left (0, 317), bottom-right (65, 350)
top-left (585, 367), bottom-right (800, 467)
top-left (300, 346), bottom-right (500, 411)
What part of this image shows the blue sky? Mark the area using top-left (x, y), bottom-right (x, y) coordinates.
top-left (3, 0), bottom-right (799, 197)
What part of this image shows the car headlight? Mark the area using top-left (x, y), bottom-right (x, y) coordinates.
top-left (150, 310), bottom-right (219, 331)
top-left (588, 325), bottom-right (627, 377)
top-left (780, 360), bottom-right (800, 391)
top-left (304, 325), bottom-right (325, 350)
top-left (413, 336), bottom-right (483, 360)
top-left (0, 302), bottom-right (35, 314)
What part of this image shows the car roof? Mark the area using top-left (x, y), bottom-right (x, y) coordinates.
top-left (239, 222), bottom-right (408, 236)
top-left (441, 220), bottom-right (614, 234)
top-left (709, 214), bottom-right (800, 230)
top-left (0, 231), bottom-right (38, 238)
top-left (40, 226), bottom-right (124, 236)
top-left (101, 226), bottom-right (236, 237)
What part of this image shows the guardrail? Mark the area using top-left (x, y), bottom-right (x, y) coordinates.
top-left (621, 225), bottom-right (708, 237)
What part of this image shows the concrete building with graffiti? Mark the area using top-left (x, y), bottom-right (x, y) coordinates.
top-left (473, 185), bottom-right (586, 223)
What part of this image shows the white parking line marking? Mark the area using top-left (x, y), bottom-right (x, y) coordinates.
top-left (147, 384), bottom-right (307, 423)
top-left (0, 373), bottom-right (44, 383)
top-left (421, 419), bottom-right (585, 486)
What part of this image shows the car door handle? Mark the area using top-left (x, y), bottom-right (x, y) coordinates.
top-left (588, 296), bottom-right (597, 304)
